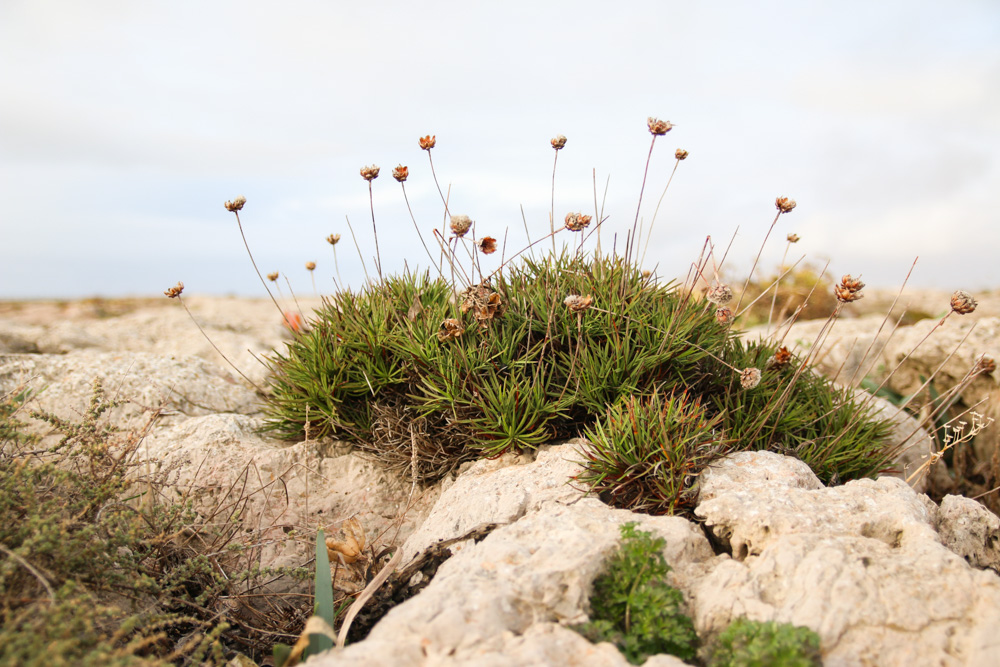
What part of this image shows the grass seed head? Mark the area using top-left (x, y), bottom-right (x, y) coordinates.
top-left (647, 117), bottom-right (673, 135)
top-left (551, 134), bottom-right (567, 150)
top-left (564, 212), bottom-right (592, 232)
top-left (950, 290), bottom-right (977, 315)
top-left (163, 281), bottom-right (184, 298)
top-left (563, 294), bottom-right (594, 313)
top-left (834, 274), bottom-right (865, 303)
top-left (224, 195), bottom-right (246, 212)
top-left (437, 317), bottom-right (465, 341)
top-left (775, 196), bottom-right (797, 213)
top-left (478, 236), bottom-right (498, 254)
top-left (740, 367), bottom-right (762, 389)
top-left (450, 214), bottom-right (472, 237)
top-left (706, 284), bottom-right (734, 305)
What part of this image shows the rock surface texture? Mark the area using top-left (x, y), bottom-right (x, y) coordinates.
top-left (2, 297), bottom-right (999, 666)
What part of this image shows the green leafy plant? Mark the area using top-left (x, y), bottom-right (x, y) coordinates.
top-left (575, 523), bottom-right (698, 664)
top-left (707, 617), bottom-right (822, 667)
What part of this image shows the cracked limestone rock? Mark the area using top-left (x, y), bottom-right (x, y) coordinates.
top-left (937, 494), bottom-right (1000, 573)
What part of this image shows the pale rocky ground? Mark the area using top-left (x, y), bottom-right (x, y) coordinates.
top-left (1, 292), bottom-right (999, 666)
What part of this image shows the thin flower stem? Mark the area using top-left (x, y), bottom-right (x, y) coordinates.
top-left (766, 241), bottom-right (793, 334)
top-left (733, 211), bottom-right (781, 315)
top-left (232, 211), bottom-right (291, 327)
top-left (628, 135), bottom-right (658, 264)
top-left (178, 297), bottom-right (263, 393)
top-left (551, 151), bottom-right (559, 255)
top-left (368, 182), bottom-right (383, 282)
top-left (401, 183), bottom-right (443, 279)
top-left (640, 158), bottom-right (680, 268)
top-left (344, 215), bottom-right (370, 285)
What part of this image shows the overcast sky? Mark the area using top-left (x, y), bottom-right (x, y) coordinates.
top-left (1, 1), bottom-right (998, 300)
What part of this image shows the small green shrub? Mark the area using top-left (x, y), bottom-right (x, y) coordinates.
top-left (707, 617), bottom-right (822, 667)
top-left (575, 523), bottom-right (698, 664)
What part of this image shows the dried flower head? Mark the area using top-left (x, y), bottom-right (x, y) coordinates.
top-left (360, 164), bottom-right (380, 181)
top-left (437, 318), bottom-right (465, 342)
top-left (460, 285), bottom-right (505, 325)
top-left (224, 195), bottom-right (246, 212)
top-left (164, 282), bottom-right (184, 298)
top-left (775, 197), bottom-right (797, 214)
top-left (706, 284), bottom-right (734, 305)
top-left (641, 270), bottom-right (652, 279)
top-left (563, 294), bottom-right (594, 313)
top-left (768, 346), bottom-right (793, 369)
top-left (551, 134), bottom-right (567, 150)
top-left (564, 212), bottom-right (592, 232)
top-left (326, 233), bottom-right (341, 246)
top-left (478, 236), bottom-right (497, 254)
top-left (647, 117), bottom-right (673, 135)
top-left (715, 307), bottom-right (735, 325)
top-left (834, 274), bottom-right (865, 303)
top-left (450, 214), bottom-right (472, 237)
top-left (419, 135), bottom-right (436, 150)
top-left (974, 354), bottom-right (996, 376)
top-left (283, 311), bottom-right (305, 334)
top-left (950, 290), bottom-right (977, 315)
top-left (675, 148), bottom-right (689, 160)
top-left (267, 271), bottom-right (279, 282)
top-left (392, 165), bottom-right (409, 182)
top-left (787, 233), bottom-right (800, 243)
top-left (305, 261), bottom-right (316, 271)
top-left (740, 367), bottom-right (762, 389)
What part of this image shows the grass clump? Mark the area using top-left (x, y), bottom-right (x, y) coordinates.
top-left (575, 523), bottom-right (698, 664)
top-left (263, 249), bottom-right (895, 504)
top-left (706, 618), bottom-right (822, 667)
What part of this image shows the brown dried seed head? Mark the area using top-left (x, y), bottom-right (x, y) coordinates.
top-left (551, 134), bottom-right (567, 150)
top-left (740, 367), bottom-right (762, 389)
top-left (164, 282), bottom-right (184, 298)
top-left (950, 290), bottom-right (977, 315)
top-left (360, 164), bottom-right (380, 181)
top-left (974, 354), bottom-right (996, 375)
top-left (641, 270), bottom-right (652, 279)
top-left (267, 271), bottom-right (279, 282)
top-left (770, 346), bottom-right (793, 369)
top-left (305, 261), bottom-right (316, 271)
top-left (675, 148), bottom-right (689, 160)
top-left (326, 233), bottom-right (341, 246)
top-left (419, 135), bottom-right (436, 150)
top-left (224, 195), bottom-right (246, 212)
top-left (834, 274), bottom-right (865, 303)
top-left (787, 233), bottom-right (800, 243)
top-left (392, 165), bottom-right (409, 182)
top-left (563, 294), bottom-right (594, 313)
top-left (647, 117), bottom-right (673, 135)
top-left (450, 215), bottom-right (472, 237)
top-left (437, 318), bottom-right (465, 342)
top-left (715, 307), bottom-right (735, 325)
top-left (478, 237), bottom-right (497, 254)
top-left (706, 284), bottom-right (734, 305)
top-left (775, 197), bottom-right (797, 214)
top-left (564, 212), bottom-right (592, 232)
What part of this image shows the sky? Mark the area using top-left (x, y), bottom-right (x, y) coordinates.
top-left (1, 0), bottom-right (998, 299)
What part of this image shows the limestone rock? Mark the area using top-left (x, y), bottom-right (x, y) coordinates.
top-left (311, 499), bottom-right (713, 666)
top-left (938, 494), bottom-right (1000, 573)
top-left (694, 451), bottom-right (1000, 667)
